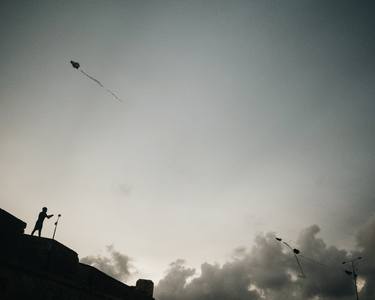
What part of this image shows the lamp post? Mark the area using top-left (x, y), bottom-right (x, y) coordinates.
top-left (343, 257), bottom-right (362, 300)
top-left (276, 237), bottom-right (305, 278)
top-left (52, 214), bottom-right (61, 240)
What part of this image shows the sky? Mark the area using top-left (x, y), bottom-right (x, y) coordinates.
top-left (0, 0), bottom-right (375, 298)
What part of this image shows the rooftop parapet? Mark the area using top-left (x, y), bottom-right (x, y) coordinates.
top-left (0, 208), bottom-right (26, 236)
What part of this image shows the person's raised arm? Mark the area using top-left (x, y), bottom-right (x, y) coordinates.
top-left (47, 214), bottom-right (54, 219)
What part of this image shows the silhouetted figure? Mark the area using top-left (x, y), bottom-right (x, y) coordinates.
top-left (31, 207), bottom-right (53, 237)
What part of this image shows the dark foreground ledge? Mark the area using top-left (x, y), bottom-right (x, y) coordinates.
top-left (0, 208), bottom-right (154, 300)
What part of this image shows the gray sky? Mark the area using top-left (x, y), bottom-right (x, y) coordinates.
top-left (1, 0), bottom-right (374, 285)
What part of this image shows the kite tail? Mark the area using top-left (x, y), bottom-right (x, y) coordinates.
top-left (80, 69), bottom-right (122, 102)
top-left (80, 69), bottom-right (104, 87)
top-left (105, 88), bottom-right (122, 102)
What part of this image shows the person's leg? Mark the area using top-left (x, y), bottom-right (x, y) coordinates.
top-left (38, 228), bottom-right (41, 237)
top-left (31, 228), bottom-right (36, 236)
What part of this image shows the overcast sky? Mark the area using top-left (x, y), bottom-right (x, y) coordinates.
top-left (1, 0), bottom-right (374, 291)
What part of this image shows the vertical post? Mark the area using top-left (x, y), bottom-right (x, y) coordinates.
top-left (352, 261), bottom-right (359, 300)
top-left (52, 214), bottom-right (61, 240)
top-left (343, 257), bottom-right (362, 300)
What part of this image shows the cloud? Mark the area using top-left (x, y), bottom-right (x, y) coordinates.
top-left (79, 216), bottom-right (375, 299)
top-left (157, 258), bottom-right (260, 300)
top-left (80, 245), bottom-right (133, 282)
top-left (155, 216), bottom-right (375, 300)
top-left (156, 259), bottom-right (196, 300)
top-left (355, 214), bottom-right (375, 299)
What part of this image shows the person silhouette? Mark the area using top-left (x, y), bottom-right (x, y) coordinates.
top-left (31, 207), bottom-right (54, 237)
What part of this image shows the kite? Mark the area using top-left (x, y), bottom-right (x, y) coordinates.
top-left (70, 60), bottom-right (122, 102)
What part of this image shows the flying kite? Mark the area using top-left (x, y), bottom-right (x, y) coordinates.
top-left (70, 60), bottom-right (122, 102)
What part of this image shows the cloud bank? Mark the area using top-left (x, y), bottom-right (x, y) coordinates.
top-left (155, 215), bottom-right (375, 300)
top-left (80, 245), bottom-right (133, 282)
top-left (80, 216), bottom-right (375, 299)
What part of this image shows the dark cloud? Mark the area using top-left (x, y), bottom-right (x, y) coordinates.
top-left (156, 216), bottom-right (375, 300)
top-left (156, 259), bottom-right (196, 300)
top-left (355, 214), bottom-right (375, 299)
top-left (157, 258), bottom-right (260, 300)
top-left (80, 245), bottom-right (133, 282)
top-left (78, 217), bottom-right (375, 300)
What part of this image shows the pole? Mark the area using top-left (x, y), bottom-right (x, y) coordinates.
top-left (275, 238), bottom-right (305, 278)
top-left (343, 257), bottom-right (362, 300)
top-left (351, 261), bottom-right (359, 300)
top-left (294, 253), bottom-right (305, 278)
top-left (52, 214), bottom-right (61, 240)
